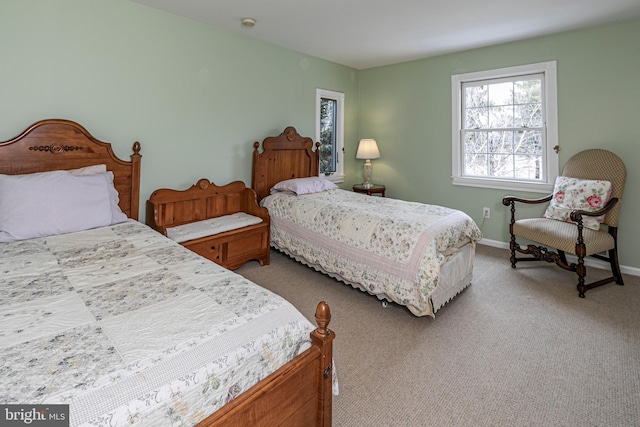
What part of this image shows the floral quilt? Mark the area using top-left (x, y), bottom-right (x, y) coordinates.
top-left (262, 189), bottom-right (482, 317)
top-left (0, 221), bottom-right (316, 426)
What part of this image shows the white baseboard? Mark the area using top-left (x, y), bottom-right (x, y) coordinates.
top-left (477, 238), bottom-right (640, 277)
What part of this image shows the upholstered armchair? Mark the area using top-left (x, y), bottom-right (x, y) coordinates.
top-left (502, 149), bottom-right (626, 297)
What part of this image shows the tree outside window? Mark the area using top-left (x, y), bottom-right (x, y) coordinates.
top-left (316, 89), bottom-right (344, 182)
top-left (451, 61), bottom-right (558, 193)
top-left (320, 97), bottom-right (337, 174)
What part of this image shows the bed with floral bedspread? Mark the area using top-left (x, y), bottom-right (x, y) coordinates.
top-left (262, 189), bottom-right (483, 317)
top-left (0, 220), bottom-right (317, 427)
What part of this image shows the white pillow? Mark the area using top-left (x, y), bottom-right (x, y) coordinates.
top-left (102, 171), bottom-right (128, 225)
top-left (270, 177), bottom-right (338, 195)
top-left (0, 170), bottom-right (125, 242)
top-left (66, 165), bottom-right (126, 223)
top-left (543, 176), bottom-right (612, 231)
top-left (63, 165), bottom-right (126, 224)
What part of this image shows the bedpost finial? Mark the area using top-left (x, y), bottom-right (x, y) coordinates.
top-left (253, 141), bottom-right (260, 151)
top-left (285, 127), bottom-right (297, 141)
top-left (196, 178), bottom-right (210, 189)
top-left (133, 141), bottom-right (141, 155)
top-left (315, 301), bottom-right (331, 336)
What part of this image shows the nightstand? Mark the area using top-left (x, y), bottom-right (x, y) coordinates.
top-left (352, 184), bottom-right (386, 197)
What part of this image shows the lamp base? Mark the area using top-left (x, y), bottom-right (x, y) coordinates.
top-left (362, 160), bottom-right (374, 189)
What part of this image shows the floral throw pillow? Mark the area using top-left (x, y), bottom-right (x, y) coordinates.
top-left (543, 176), bottom-right (612, 230)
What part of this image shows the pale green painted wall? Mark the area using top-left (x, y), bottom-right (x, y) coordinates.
top-left (358, 19), bottom-right (640, 270)
top-left (0, 0), bottom-right (359, 218)
top-left (1, 1), bottom-right (638, 270)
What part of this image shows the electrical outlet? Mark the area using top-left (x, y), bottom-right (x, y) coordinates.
top-left (482, 207), bottom-right (490, 219)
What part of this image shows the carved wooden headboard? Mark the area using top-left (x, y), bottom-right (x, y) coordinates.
top-left (0, 119), bottom-right (142, 220)
top-left (251, 126), bottom-right (320, 201)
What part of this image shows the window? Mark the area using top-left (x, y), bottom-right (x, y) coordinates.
top-left (451, 61), bottom-right (558, 193)
top-left (316, 88), bottom-right (344, 183)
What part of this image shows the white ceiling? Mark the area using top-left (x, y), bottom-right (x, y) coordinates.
top-left (132, 0), bottom-right (640, 70)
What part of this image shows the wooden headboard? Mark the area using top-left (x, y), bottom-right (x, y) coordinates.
top-left (251, 126), bottom-right (320, 201)
top-left (0, 119), bottom-right (142, 220)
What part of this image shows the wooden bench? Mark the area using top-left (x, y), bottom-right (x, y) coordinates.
top-left (147, 179), bottom-right (270, 270)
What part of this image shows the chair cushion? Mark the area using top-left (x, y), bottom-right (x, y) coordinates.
top-left (543, 176), bottom-right (612, 230)
top-left (513, 218), bottom-right (615, 256)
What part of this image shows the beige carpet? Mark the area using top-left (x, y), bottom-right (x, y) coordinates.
top-left (236, 245), bottom-right (640, 427)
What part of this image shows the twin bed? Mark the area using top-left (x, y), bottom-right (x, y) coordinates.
top-left (252, 127), bottom-right (482, 317)
top-left (0, 120), bottom-right (334, 427)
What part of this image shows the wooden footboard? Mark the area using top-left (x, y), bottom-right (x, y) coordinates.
top-left (197, 302), bottom-right (335, 427)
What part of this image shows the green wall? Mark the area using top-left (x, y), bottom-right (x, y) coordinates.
top-left (1, 1), bottom-right (638, 271)
top-left (358, 19), bottom-right (640, 270)
top-left (0, 0), bottom-right (359, 216)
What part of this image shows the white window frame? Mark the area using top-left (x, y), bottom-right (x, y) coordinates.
top-left (316, 88), bottom-right (345, 183)
top-left (451, 61), bottom-right (558, 193)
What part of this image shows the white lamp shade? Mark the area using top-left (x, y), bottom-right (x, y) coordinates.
top-left (356, 139), bottom-right (381, 160)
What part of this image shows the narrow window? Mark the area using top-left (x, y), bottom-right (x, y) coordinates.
top-left (316, 89), bottom-right (344, 182)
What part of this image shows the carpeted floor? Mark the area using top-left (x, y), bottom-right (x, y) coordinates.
top-left (236, 244), bottom-right (640, 427)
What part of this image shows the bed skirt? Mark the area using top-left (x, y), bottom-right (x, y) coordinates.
top-left (272, 239), bottom-right (476, 318)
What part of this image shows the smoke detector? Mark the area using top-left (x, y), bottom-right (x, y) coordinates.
top-left (241, 18), bottom-right (256, 27)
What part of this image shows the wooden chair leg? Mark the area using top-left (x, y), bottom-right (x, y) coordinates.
top-left (558, 250), bottom-right (568, 265)
top-left (576, 267), bottom-right (587, 298)
top-left (576, 235), bottom-right (587, 298)
top-left (509, 236), bottom-right (518, 268)
top-left (609, 247), bottom-right (625, 286)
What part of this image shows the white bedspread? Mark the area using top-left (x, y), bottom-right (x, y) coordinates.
top-left (0, 220), bottom-right (316, 426)
top-left (262, 189), bottom-right (483, 317)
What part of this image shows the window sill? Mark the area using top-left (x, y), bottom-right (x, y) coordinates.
top-left (452, 176), bottom-right (553, 194)
top-left (322, 173), bottom-right (344, 184)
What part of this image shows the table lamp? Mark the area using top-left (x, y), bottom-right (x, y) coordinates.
top-left (356, 138), bottom-right (381, 189)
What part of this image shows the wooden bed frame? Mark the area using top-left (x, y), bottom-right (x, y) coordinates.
top-left (252, 126), bottom-right (321, 201)
top-left (1, 119), bottom-right (335, 427)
